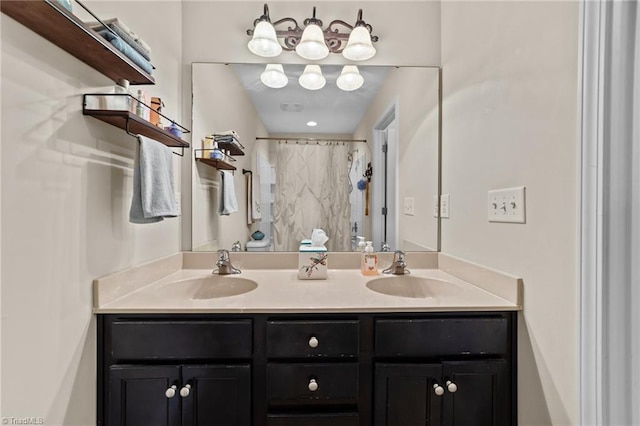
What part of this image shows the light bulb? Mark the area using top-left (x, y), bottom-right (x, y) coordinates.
top-left (248, 21), bottom-right (282, 58)
top-left (342, 26), bottom-right (376, 61)
top-left (336, 65), bottom-right (364, 91)
top-left (295, 23), bottom-right (329, 61)
top-left (298, 65), bottom-right (326, 90)
top-left (260, 64), bottom-right (288, 88)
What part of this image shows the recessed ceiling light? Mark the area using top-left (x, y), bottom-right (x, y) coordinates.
top-left (306, 121), bottom-right (318, 127)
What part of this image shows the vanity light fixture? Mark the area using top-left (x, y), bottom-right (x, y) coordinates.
top-left (247, 5), bottom-right (282, 58)
top-left (247, 4), bottom-right (379, 60)
top-left (299, 65), bottom-right (326, 90)
top-left (336, 65), bottom-right (364, 91)
top-left (306, 121), bottom-right (318, 127)
top-left (260, 64), bottom-right (288, 88)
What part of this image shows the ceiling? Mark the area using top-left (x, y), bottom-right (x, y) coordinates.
top-left (231, 63), bottom-right (391, 135)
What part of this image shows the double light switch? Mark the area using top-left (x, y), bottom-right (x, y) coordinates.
top-left (488, 186), bottom-right (526, 223)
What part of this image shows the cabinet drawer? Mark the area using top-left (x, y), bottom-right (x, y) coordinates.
top-left (110, 320), bottom-right (252, 360)
top-left (375, 317), bottom-right (508, 357)
top-left (267, 320), bottom-right (359, 359)
top-left (266, 363), bottom-right (359, 405)
top-left (267, 413), bottom-right (359, 426)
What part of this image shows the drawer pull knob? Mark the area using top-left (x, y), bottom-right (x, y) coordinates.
top-left (309, 336), bottom-right (319, 348)
top-left (180, 384), bottom-right (192, 397)
top-left (433, 383), bottom-right (444, 396)
top-left (165, 385), bottom-right (177, 398)
top-left (446, 380), bottom-right (458, 393)
top-left (308, 379), bottom-right (319, 392)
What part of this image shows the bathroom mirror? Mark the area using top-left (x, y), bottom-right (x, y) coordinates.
top-left (191, 62), bottom-right (440, 252)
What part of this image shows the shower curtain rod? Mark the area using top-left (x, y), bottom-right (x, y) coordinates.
top-left (255, 137), bottom-right (366, 143)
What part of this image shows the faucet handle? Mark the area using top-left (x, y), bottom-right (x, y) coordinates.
top-left (394, 250), bottom-right (406, 261)
top-left (217, 249), bottom-right (230, 261)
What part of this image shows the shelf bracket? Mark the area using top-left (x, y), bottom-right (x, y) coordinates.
top-left (125, 116), bottom-right (184, 157)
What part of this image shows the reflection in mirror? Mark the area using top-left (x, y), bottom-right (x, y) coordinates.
top-left (191, 63), bottom-right (439, 252)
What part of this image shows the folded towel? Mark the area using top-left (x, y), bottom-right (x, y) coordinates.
top-left (87, 18), bottom-right (152, 60)
top-left (129, 135), bottom-right (178, 223)
top-left (98, 31), bottom-right (154, 75)
top-left (219, 170), bottom-right (239, 216)
top-left (214, 130), bottom-right (240, 139)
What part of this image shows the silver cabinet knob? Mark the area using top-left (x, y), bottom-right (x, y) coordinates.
top-left (446, 380), bottom-right (458, 393)
top-left (433, 383), bottom-right (444, 396)
top-left (165, 385), bottom-right (177, 398)
top-left (308, 379), bottom-right (319, 392)
top-left (180, 384), bottom-right (191, 397)
top-left (308, 336), bottom-right (319, 348)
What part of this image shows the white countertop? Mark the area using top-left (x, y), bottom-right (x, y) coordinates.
top-left (94, 255), bottom-right (521, 314)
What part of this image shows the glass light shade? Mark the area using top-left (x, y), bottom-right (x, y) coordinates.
top-left (260, 64), bottom-right (288, 88)
top-left (336, 65), bottom-right (364, 91)
top-left (342, 26), bottom-right (376, 61)
top-left (298, 65), bottom-right (326, 90)
top-left (248, 21), bottom-right (282, 57)
top-left (295, 23), bottom-right (329, 60)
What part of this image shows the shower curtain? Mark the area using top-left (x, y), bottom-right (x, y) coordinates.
top-left (272, 142), bottom-right (351, 251)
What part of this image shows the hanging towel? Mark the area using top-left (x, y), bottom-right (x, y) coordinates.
top-left (251, 153), bottom-right (262, 221)
top-left (219, 170), bottom-right (238, 215)
top-left (129, 135), bottom-right (178, 223)
top-left (246, 171), bottom-right (253, 225)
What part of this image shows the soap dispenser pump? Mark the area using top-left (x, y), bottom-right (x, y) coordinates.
top-left (361, 241), bottom-right (378, 276)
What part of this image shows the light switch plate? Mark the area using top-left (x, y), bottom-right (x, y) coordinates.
top-left (488, 186), bottom-right (525, 223)
top-left (433, 195), bottom-right (440, 218)
top-left (404, 197), bottom-right (415, 216)
top-left (440, 194), bottom-right (450, 218)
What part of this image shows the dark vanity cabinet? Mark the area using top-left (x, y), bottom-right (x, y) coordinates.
top-left (98, 312), bottom-right (516, 426)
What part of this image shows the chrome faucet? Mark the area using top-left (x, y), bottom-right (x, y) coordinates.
top-left (382, 250), bottom-right (410, 275)
top-left (380, 242), bottom-right (391, 252)
top-left (231, 241), bottom-right (242, 252)
top-left (213, 249), bottom-right (241, 275)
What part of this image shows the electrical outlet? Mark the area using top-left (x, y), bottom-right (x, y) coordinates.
top-left (488, 186), bottom-right (526, 223)
top-left (440, 194), bottom-right (450, 218)
top-left (404, 197), bottom-right (415, 216)
top-left (433, 195), bottom-right (440, 218)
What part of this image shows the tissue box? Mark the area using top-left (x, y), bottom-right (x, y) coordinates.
top-left (298, 246), bottom-right (328, 280)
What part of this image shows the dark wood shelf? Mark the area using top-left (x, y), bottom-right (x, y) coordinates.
top-left (195, 158), bottom-right (237, 171)
top-left (1, 0), bottom-right (155, 85)
top-left (216, 142), bottom-right (245, 156)
top-left (83, 109), bottom-right (189, 148)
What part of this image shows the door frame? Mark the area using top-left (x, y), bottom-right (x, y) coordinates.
top-left (371, 100), bottom-right (399, 251)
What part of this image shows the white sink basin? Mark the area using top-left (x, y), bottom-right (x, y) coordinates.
top-left (154, 276), bottom-right (257, 300)
top-left (366, 276), bottom-right (461, 299)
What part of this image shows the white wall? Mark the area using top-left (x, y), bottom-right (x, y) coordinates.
top-left (0, 2), bottom-right (183, 423)
top-left (354, 67), bottom-right (440, 251)
top-left (440, 1), bottom-right (579, 424)
top-left (191, 63), bottom-right (268, 251)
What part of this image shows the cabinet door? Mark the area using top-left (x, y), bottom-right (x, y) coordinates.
top-left (181, 364), bottom-right (251, 426)
top-left (108, 365), bottom-right (181, 426)
top-left (442, 360), bottom-right (510, 426)
top-left (374, 363), bottom-right (443, 426)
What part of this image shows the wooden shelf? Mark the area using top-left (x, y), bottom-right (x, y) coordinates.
top-left (216, 141), bottom-right (245, 156)
top-left (195, 158), bottom-right (237, 171)
top-left (83, 109), bottom-right (190, 148)
top-left (1, 0), bottom-right (155, 85)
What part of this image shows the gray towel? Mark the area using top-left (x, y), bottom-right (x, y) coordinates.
top-left (219, 170), bottom-right (239, 215)
top-left (129, 135), bottom-right (178, 223)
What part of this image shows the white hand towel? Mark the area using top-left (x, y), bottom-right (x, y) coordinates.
top-left (251, 153), bottom-right (263, 221)
top-left (219, 170), bottom-right (238, 215)
top-left (129, 135), bottom-right (178, 223)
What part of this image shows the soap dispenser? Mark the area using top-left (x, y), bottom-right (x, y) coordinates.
top-left (361, 241), bottom-right (378, 276)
